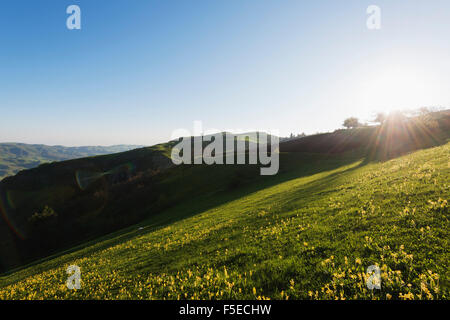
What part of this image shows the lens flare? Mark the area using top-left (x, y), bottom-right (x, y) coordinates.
top-left (75, 170), bottom-right (106, 190)
top-left (75, 162), bottom-right (136, 190)
top-left (6, 190), bottom-right (16, 209)
top-left (0, 191), bottom-right (25, 240)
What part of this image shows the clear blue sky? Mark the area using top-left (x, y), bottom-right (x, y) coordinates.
top-left (1, 0), bottom-right (449, 146)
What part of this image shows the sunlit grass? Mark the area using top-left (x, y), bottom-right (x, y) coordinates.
top-left (0, 142), bottom-right (448, 300)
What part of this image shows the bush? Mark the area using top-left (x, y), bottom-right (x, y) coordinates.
top-left (28, 206), bottom-right (58, 225)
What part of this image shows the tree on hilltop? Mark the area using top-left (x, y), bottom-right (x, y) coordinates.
top-left (373, 112), bottom-right (387, 124)
top-left (343, 117), bottom-right (361, 129)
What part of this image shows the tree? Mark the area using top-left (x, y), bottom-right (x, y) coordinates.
top-left (416, 107), bottom-right (439, 128)
top-left (373, 112), bottom-right (387, 124)
top-left (418, 107), bottom-right (431, 116)
top-left (343, 117), bottom-right (361, 129)
top-left (28, 205), bottom-right (58, 225)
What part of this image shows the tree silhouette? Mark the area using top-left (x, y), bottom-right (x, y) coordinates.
top-left (373, 112), bottom-right (387, 124)
top-left (343, 117), bottom-right (361, 129)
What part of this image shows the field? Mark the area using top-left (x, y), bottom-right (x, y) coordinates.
top-left (0, 141), bottom-right (448, 300)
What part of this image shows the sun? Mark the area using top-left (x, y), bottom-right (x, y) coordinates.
top-left (358, 64), bottom-right (436, 116)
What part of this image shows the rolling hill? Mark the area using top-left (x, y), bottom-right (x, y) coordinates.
top-left (0, 110), bottom-right (449, 299)
top-left (0, 143), bottom-right (143, 180)
top-left (0, 137), bottom-right (448, 300)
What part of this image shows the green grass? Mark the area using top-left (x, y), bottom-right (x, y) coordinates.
top-left (0, 142), bottom-right (448, 300)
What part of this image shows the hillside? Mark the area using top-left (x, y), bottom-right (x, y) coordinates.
top-left (281, 109), bottom-right (450, 159)
top-left (0, 143), bottom-right (143, 180)
top-left (0, 111), bottom-right (449, 273)
top-left (0, 140), bottom-right (448, 299)
top-left (0, 110), bottom-right (448, 300)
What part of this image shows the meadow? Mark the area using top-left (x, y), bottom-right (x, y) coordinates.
top-left (0, 141), bottom-right (448, 300)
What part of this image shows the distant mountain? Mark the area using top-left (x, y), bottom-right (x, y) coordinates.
top-left (0, 143), bottom-right (144, 180)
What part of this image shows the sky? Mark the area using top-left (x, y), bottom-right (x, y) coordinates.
top-left (1, 0), bottom-right (450, 146)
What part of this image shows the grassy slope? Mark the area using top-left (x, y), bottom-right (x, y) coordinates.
top-left (0, 143), bottom-right (143, 180)
top-left (2, 113), bottom-right (448, 273)
top-left (0, 142), bottom-right (448, 300)
top-left (0, 141), bottom-right (356, 272)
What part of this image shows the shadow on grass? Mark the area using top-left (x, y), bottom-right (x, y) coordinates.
top-left (0, 152), bottom-right (363, 280)
top-left (2, 132), bottom-right (449, 279)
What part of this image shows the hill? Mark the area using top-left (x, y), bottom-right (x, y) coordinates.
top-left (0, 110), bottom-right (448, 300)
top-left (0, 138), bottom-right (448, 299)
top-left (281, 109), bottom-right (450, 158)
top-left (0, 143), bottom-right (144, 180)
top-left (0, 111), bottom-right (449, 273)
